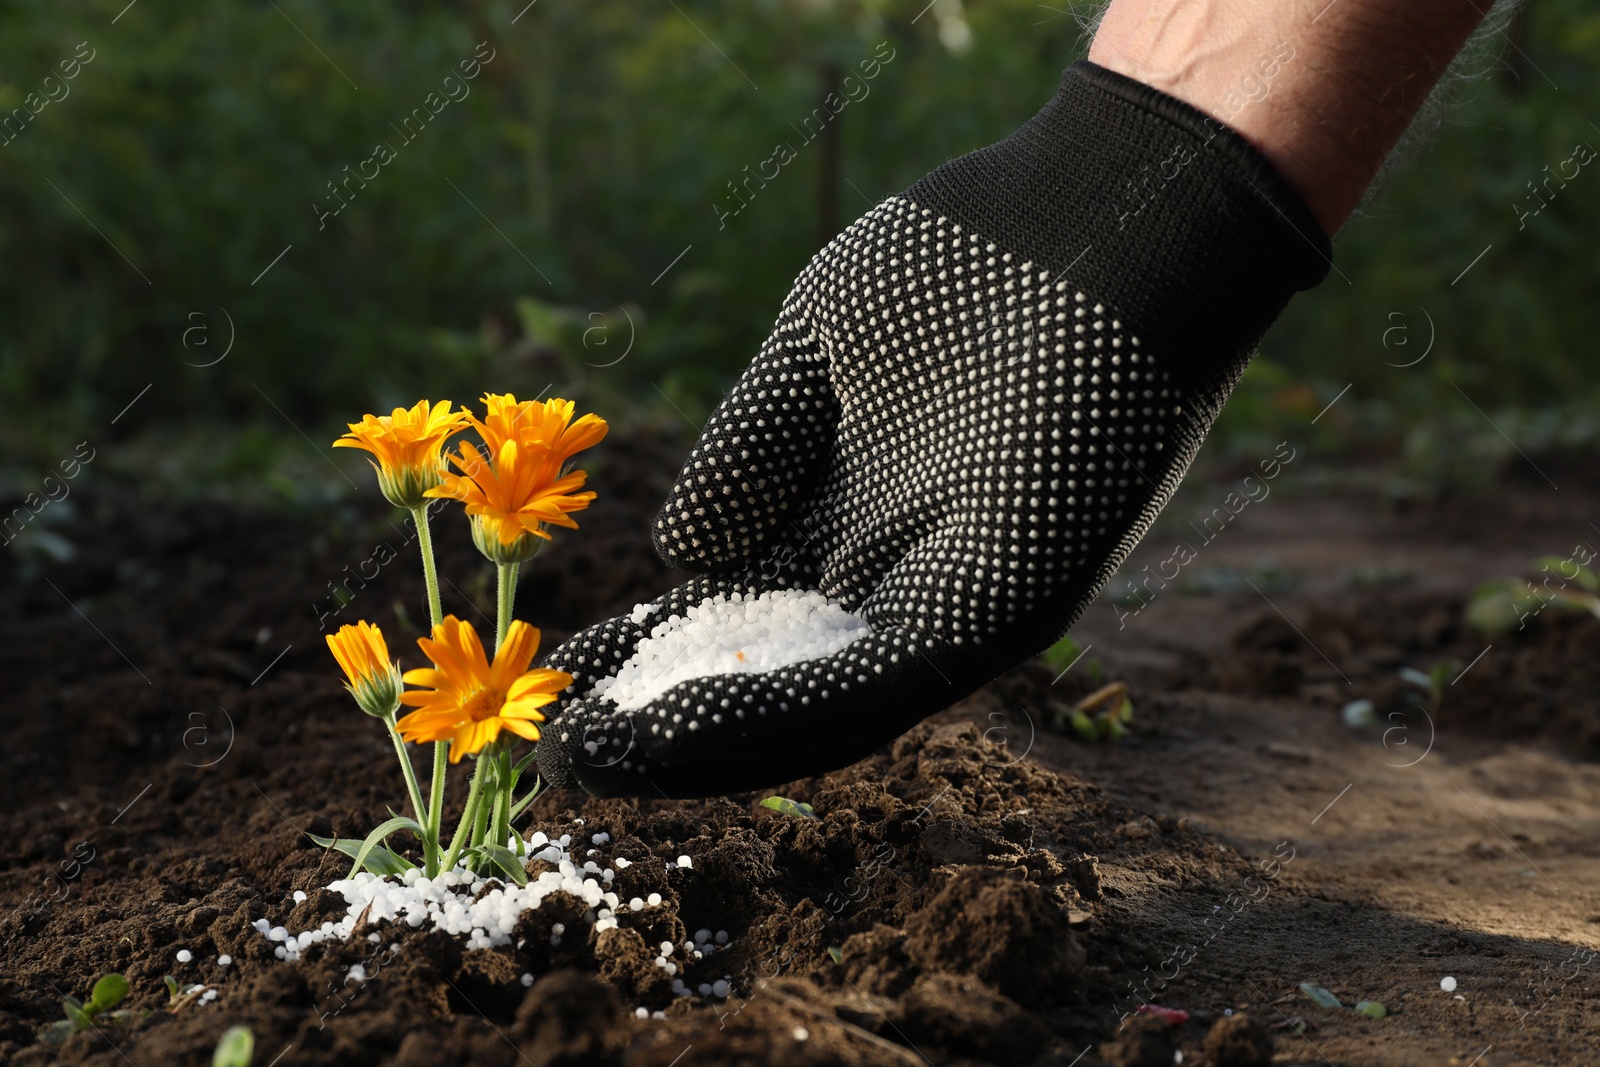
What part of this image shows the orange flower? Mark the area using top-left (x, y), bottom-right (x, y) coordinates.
top-left (334, 400), bottom-right (469, 509)
top-left (327, 621), bottom-right (403, 718)
top-left (475, 395), bottom-right (608, 464)
top-left (396, 616), bottom-right (570, 761)
top-left (427, 395), bottom-right (606, 563)
top-left (432, 440), bottom-right (597, 556)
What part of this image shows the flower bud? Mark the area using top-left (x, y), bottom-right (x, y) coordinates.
top-left (470, 514), bottom-right (545, 566)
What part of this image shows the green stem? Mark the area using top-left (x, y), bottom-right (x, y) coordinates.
top-left (469, 766), bottom-right (493, 857)
top-left (412, 505), bottom-right (450, 877)
top-left (494, 746), bottom-right (514, 849)
top-left (439, 760), bottom-right (487, 875)
top-left (479, 556), bottom-right (524, 870)
top-left (385, 718), bottom-right (429, 836)
top-left (412, 505), bottom-right (444, 629)
top-left (495, 562), bottom-right (519, 653)
top-left (487, 770), bottom-right (507, 853)
top-left (424, 744), bottom-right (447, 876)
top-left (425, 742), bottom-right (448, 876)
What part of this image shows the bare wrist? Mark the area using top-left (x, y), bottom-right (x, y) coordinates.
top-left (1090, 0), bottom-right (1487, 235)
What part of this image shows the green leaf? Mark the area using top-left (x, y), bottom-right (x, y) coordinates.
top-left (163, 975), bottom-right (180, 998)
top-left (346, 816), bottom-right (426, 876)
top-left (90, 974), bottom-right (129, 1011)
top-left (307, 821), bottom-right (421, 878)
top-left (1428, 659), bottom-right (1460, 691)
top-left (324, 840), bottom-right (414, 877)
top-left (213, 1024), bottom-right (256, 1067)
top-left (475, 844), bottom-right (530, 886)
top-left (509, 776), bottom-right (544, 822)
top-left (1465, 582), bottom-right (1522, 635)
top-left (826, 946), bottom-right (843, 964)
top-left (1041, 634), bottom-right (1081, 673)
top-left (759, 796), bottom-right (817, 819)
top-left (19, 528), bottom-right (76, 563)
top-left (1299, 982), bottom-right (1343, 1009)
top-left (1574, 566), bottom-right (1600, 594)
top-left (1532, 556), bottom-right (1584, 589)
top-left (1570, 590), bottom-right (1600, 619)
top-left (62, 999), bottom-right (95, 1031)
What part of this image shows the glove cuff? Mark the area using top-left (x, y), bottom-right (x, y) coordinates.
top-left (906, 59), bottom-right (1332, 393)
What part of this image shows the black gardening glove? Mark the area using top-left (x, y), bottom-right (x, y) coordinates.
top-left (538, 61), bottom-right (1330, 797)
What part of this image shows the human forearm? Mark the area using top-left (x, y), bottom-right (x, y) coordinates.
top-left (1090, 0), bottom-right (1492, 234)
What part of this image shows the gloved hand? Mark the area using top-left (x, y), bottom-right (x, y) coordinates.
top-left (537, 60), bottom-right (1330, 797)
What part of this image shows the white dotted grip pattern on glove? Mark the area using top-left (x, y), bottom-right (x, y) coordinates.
top-left (540, 196), bottom-right (1203, 796)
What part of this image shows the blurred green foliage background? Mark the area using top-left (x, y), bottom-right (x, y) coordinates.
top-left (0, 0), bottom-right (1596, 494)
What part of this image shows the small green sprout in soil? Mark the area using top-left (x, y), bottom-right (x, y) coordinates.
top-left (1398, 661), bottom-right (1457, 719)
top-left (1468, 555), bottom-right (1600, 635)
top-left (1042, 635), bottom-right (1133, 741)
top-left (164, 974), bottom-right (216, 1012)
top-left (1062, 682), bottom-right (1134, 742)
top-left (39, 973), bottom-right (133, 1045)
top-left (1043, 634), bottom-right (1105, 687)
top-left (213, 1024), bottom-right (255, 1067)
top-left (759, 796), bottom-right (817, 819)
top-left (1345, 660), bottom-right (1455, 734)
top-left (1299, 981), bottom-right (1342, 1008)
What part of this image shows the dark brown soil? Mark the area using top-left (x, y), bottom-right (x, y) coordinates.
top-left (1199, 588), bottom-right (1600, 759)
top-left (2, 431), bottom-right (1597, 1066)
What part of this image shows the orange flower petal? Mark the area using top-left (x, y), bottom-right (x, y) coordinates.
top-left (507, 670), bottom-right (570, 700)
top-left (500, 697), bottom-right (554, 720)
top-left (501, 718), bottom-right (542, 742)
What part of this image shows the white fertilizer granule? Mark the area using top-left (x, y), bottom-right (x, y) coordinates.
top-left (590, 590), bottom-right (870, 710)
